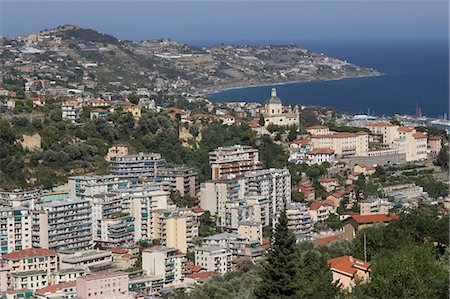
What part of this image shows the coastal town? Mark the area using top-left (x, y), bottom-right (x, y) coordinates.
top-left (0, 26), bottom-right (448, 299)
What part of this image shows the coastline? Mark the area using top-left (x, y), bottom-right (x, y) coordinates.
top-left (200, 72), bottom-right (383, 98)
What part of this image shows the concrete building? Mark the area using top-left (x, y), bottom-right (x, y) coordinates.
top-left (142, 246), bottom-right (186, 285)
top-left (328, 255), bottom-right (371, 291)
top-left (360, 198), bottom-right (393, 215)
top-left (305, 148), bottom-right (336, 165)
top-left (59, 250), bottom-right (114, 273)
top-left (106, 144), bottom-right (129, 162)
top-left (237, 221), bottom-right (263, 244)
top-left (35, 280), bottom-right (77, 299)
top-left (428, 136), bottom-right (442, 155)
top-left (200, 179), bottom-right (240, 227)
top-left (0, 260), bottom-right (10, 292)
top-left (262, 88), bottom-right (299, 127)
top-left (109, 153), bottom-right (165, 180)
top-left (32, 199), bottom-right (92, 251)
top-left (67, 175), bottom-right (129, 199)
top-left (310, 131), bottom-right (369, 158)
top-left (51, 268), bottom-right (85, 284)
top-left (194, 246), bottom-right (231, 274)
top-left (239, 168), bottom-right (291, 218)
top-left (2, 248), bottom-right (58, 291)
top-left (209, 145), bottom-right (262, 180)
top-left (157, 167), bottom-right (198, 198)
top-left (343, 214), bottom-right (399, 240)
top-left (308, 201), bottom-right (330, 223)
top-left (307, 125), bottom-right (331, 136)
top-left (128, 186), bottom-right (168, 242)
top-left (284, 202), bottom-right (313, 241)
top-left (225, 195), bottom-right (270, 230)
top-left (353, 164), bottom-right (375, 176)
top-left (152, 209), bottom-right (198, 253)
top-left (61, 99), bottom-right (82, 123)
top-left (76, 271), bottom-right (129, 299)
top-left (0, 189), bottom-right (41, 209)
top-left (0, 207), bottom-right (32, 255)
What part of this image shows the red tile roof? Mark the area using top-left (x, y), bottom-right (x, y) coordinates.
top-left (350, 214), bottom-right (399, 225)
top-left (291, 139), bottom-right (311, 145)
top-left (428, 136), bottom-right (442, 141)
top-left (313, 233), bottom-right (343, 245)
top-left (308, 125), bottom-right (329, 129)
top-left (312, 132), bottom-right (367, 138)
top-left (308, 148), bottom-right (335, 155)
top-left (398, 126), bottom-right (414, 132)
top-left (309, 200), bottom-right (323, 211)
top-left (366, 122), bottom-right (396, 127)
top-left (111, 248), bottom-right (129, 254)
top-left (35, 281), bottom-right (76, 295)
top-left (412, 132), bottom-right (427, 139)
top-left (2, 248), bottom-right (57, 260)
top-left (186, 262), bottom-right (203, 273)
top-left (320, 177), bottom-right (337, 183)
top-left (328, 255), bottom-right (370, 276)
top-left (185, 271), bottom-right (215, 279)
top-left (192, 207), bottom-right (205, 213)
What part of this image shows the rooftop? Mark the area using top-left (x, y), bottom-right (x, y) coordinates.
top-left (328, 255), bottom-right (370, 276)
top-left (3, 248), bottom-right (57, 260)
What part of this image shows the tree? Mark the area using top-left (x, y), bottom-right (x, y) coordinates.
top-left (435, 146), bottom-right (449, 170)
top-left (355, 244), bottom-right (449, 299)
top-left (258, 114), bottom-right (265, 126)
top-left (288, 127), bottom-right (297, 142)
top-left (255, 209), bottom-right (299, 298)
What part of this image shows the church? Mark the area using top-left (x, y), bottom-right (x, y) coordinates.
top-left (263, 87), bottom-right (299, 128)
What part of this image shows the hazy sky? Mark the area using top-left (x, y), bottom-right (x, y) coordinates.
top-left (1, 1), bottom-right (448, 44)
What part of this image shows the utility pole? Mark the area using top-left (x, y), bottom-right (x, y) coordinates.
top-left (364, 233), bottom-right (367, 262)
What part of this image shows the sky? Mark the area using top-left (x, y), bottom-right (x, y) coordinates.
top-left (0, 1), bottom-right (448, 44)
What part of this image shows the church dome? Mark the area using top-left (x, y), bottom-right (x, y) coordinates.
top-left (266, 87), bottom-right (282, 104)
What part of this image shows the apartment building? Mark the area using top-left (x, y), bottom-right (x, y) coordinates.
top-left (76, 271), bottom-right (129, 299)
top-left (365, 123), bottom-right (428, 162)
top-left (32, 199), bottom-right (93, 251)
top-left (157, 167), bottom-right (198, 198)
top-left (209, 145), bottom-right (262, 180)
top-left (328, 255), bottom-right (371, 291)
top-left (307, 125), bottom-right (331, 136)
top-left (310, 131), bottom-right (369, 157)
top-left (2, 248), bottom-right (58, 291)
top-left (106, 144), bottom-right (129, 162)
top-left (202, 232), bottom-right (265, 261)
top-left (109, 153), bottom-right (165, 180)
top-left (67, 175), bottom-right (129, 199)
top-left (200, 179), bottom-right (240, 227)
top-left (128, 186), bottom-right (168, 242)
top-left (194, 246), bottom-right (231, 274)
top-left (225, 195), bottom-right (270, 230)
top-left (305, 148), bottom-right (336, 165)
top-left (0, 189), bottom-right (41, 209)
top-left (238, 168), bottom-right (291, 217)
top-left (284, 202), bottom-right (313, 241)
top-left (152, 209), bottom-right (198, 253)
top-left (142, 246), bottom-right (186, 285)
top-left (0, 207), bottom-right (32, 255)
top-left (0, 260), bottom-right (10, 292)
top-left (308, 201), bottom-right (330, 223)
top-left (360, 198), bottom-right (394, 215)
top-left (61, 99), bottom-right (82, 123)
top-left (51, 268), bottom-right (85, 284)
top-left (59, 250), bottom-right (113, 273)
top-left (428, 136), bottom-right (442, 155)
top-left (237, 221), bottom-right (263, 244)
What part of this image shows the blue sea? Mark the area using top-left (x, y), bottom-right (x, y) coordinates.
top-left (205, 39), bottom-right (449, 118)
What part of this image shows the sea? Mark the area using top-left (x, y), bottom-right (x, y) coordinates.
top-left (205, 39), bottom-right (449, 119)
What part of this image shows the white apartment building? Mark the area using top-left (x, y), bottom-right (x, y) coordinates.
top-left (360, 198), bottom-right (393, 215)
top-left (67, 175), bottom-right (129, 199)
top-left (195, 246), bottom-right (231, 274)
top-left (200, 179), bottom-right (240, 227)
top-left (305, 148), bottom-right (336, 165)
top-left (209, 145), bottom-right (262, 180)
top-left (238, 168), bottom-right (291, 217)
top-left (128, 186), bottom-right (168, 242)
top-left (0, 207), bottom-right (32, 255)
top-left (32, 199), bottom-right (93, 251)
top-left (59, 250), bottom-right (113, 273)
top-left (61, 99), bottom-right (82, 123)
top-left (283, 202), bottom-right (313, 241)
top-left (0, 189), bottom-right (41, 209)
top-left (142, 246), bottom-right (186, 285)
top-left (225, 195), bottom-right (270, 230)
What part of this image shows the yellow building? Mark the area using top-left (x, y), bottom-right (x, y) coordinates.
top-left (106, 143), bottom-right (129, 162)
top-left (237, 221), bottom-right (263, 244)
top-left (123, 103), bottom-right (141, 120)
top-left (310, 131), bottom-right (369, 157)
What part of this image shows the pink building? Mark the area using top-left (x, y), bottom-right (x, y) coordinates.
top-left (328, 255), bottom-right (371, 290)
top-left (0, 260), bottom-right (10, 292)
top-left (428, 136), bottom-right (442, 155)
top-left (76, 271), bottom-right (129, 299)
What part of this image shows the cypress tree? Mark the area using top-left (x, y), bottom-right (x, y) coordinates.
top-left (255, 209), bottom-right (298, 298)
